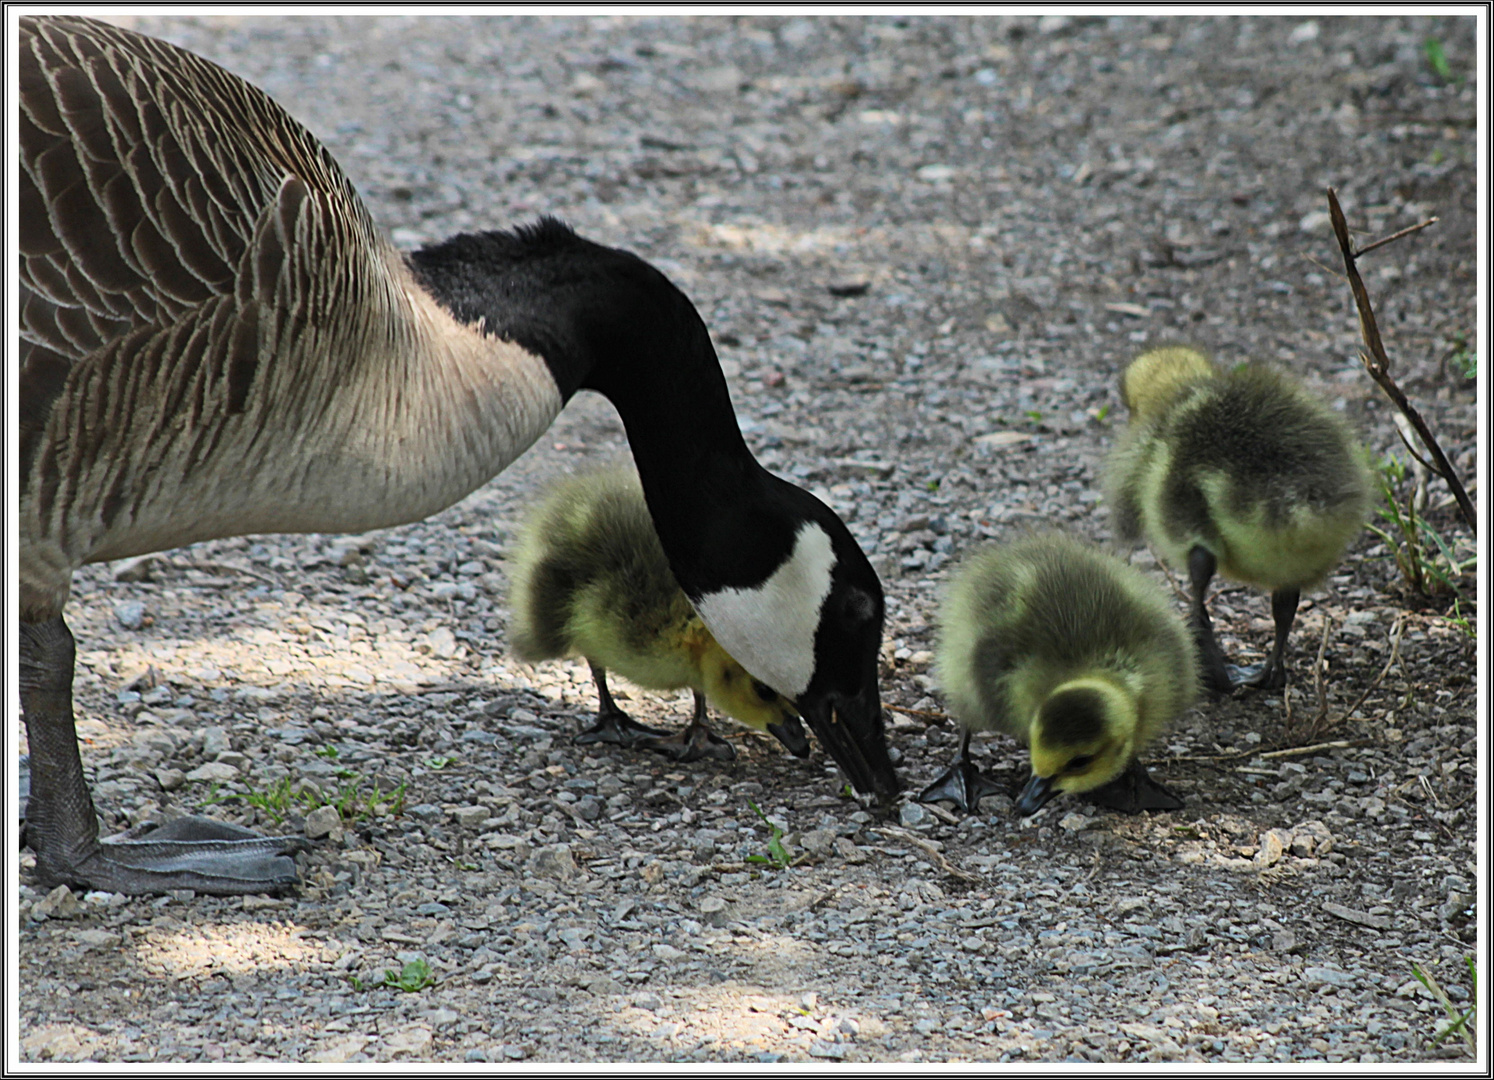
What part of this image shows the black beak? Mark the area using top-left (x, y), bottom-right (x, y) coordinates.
top-left (799, 689), bottom-right (902, 804)
top-left (1015, 772), bottom-right (1060, 817)
top-left (766, 713), bottom-right (811, 758)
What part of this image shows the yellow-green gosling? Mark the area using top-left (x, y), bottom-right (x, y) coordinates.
top-left (920, 533), bottom-right (1199, 815)
top-left (509, 467), bottom-right (809, 763)
top-left (1104, 345), bottom-right (1372, 693)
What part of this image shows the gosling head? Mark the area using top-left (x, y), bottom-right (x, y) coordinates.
top-left (1120, 344), bottom-right (1216, 421)
top-left (688, 479), bottom-right (901, 804)
top-left (1015, 677), bottom-right (1139, 816)
top-left (698, 649), bottom-right (811, 758)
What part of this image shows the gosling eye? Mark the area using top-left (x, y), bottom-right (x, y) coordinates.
top-left (1067, 754), bottom-right (1097, 774)
top-left (751, 679), bottom-right (779, 703)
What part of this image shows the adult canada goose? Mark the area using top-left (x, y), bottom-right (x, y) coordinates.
top-left (1103, 345), bottom-right (1372, 694)
top-left (508, 467), bottom-right (811, 763)
top-left (919, 534), bottom-right (1198, 815)
top-left (17, 16), bottom-right (898, 897)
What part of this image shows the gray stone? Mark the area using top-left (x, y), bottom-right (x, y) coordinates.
top-left (304, 805), bottom-right (343, 839)
top-left (899, 802), bottom-right (932, 828)
top-left (527, 844), bottom-right (577, 882)
top-left (31, 885), bottom-right (82, 921)
top-left (113, 600), bottom-right (147, 629)
top-left (450, 805), bottom-right (491, 829)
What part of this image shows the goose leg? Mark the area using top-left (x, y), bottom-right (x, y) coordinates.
top-left (573, 664), bottom-right (674, 749)
top-left (1187, 545), bottom-right (1235, 696)
top-left (918, 730), bottom-right (1005, 813)
top-left (631, 692), bottom-right (737, 763)
top-left (1081, 758), bottom-right (1185, 814)
top-left (20, 617), bottom-right (304, 896)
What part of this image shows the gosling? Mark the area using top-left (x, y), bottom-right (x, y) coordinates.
top-left (508, 467), bottom-right (810, 763)
top-left (1103, 345), bottom-right (1372, 693)
top-left (920, 533), bottom-right (1199, 815)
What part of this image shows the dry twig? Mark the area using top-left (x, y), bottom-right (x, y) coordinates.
top-left (1326, 188), bottom-right (1476, 534)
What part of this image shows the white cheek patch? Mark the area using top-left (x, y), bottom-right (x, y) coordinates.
top-left (693, 523), bottom-right (836, 699)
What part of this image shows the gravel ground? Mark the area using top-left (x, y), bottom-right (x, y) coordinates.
top-left (14, 13), bottom-right (1482, 1065)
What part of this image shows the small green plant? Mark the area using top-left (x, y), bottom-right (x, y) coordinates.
top-left (349, 958), bottom-right (436, 994)
top-left (315, 744), bottom-right (340, 760)
top-left (1411, 956), bottom-right (1475, 1051)
top-left (326, 776), bottom-right (409, 824)
top-left (196, 780), bottom-right (234, 810)
top-left (1366, 455), bottom-right (1476, 599)
top-left (745, 801), bottom-right (793, 869)
top-left (1446, 597), bottom-right (1475, 639)
top-left (243, 776), bottom-right (317, 825)
top-left (385, 958), bottom-right (436, 993)
top-left (1445, 331), bottom-right (1477, 381)
top-left (196, 765), bottom-right (408, 825)
top-left (1093, 403), bottom-right (1111, 423)
top-left (1024, 409), bottom-right (1043, 424)
top-left (1423, 37), bottom-right (1455, 83)
top-left (426, 755), bottom-right (455, 770)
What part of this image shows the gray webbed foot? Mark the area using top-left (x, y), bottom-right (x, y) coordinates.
top-left (1081, 759), bottom-right (1184, 814)
top-left (1225, 660), bottom-right (1285, 691)
top-left (918, 733), bottom-right (1005, 813)
top-left (573, 708), bottom-right (674, 749)
top-left (637, 720), bottom-right (737, 763)
top-left (21, 616), bottom-right (304, 896)
top-left (84, 818), bottom-right (307, 895)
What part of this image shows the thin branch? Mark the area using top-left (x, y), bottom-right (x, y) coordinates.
top-left (884, 703), bottom-right (952, 723)
top-left (1327, 188), bottom-right (1477, 535)
top-left (1257, 738), bottom-right (1375, 760)
top-left (1353, 216), bottom-right (1439, 258)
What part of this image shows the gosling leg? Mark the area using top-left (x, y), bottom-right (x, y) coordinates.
top-left (574, 663), bottom-right (673, 748)
top-left (1225, 586), bottom-right (1298, 690)
top-left (1187, 545), bottom-right (1234, 696)
top-left (918, 730), bottom-right (1005, 813)
top-left (632, 691), bottom-right (737, 763)
top-left (21, 616), bottom-right (304, 896)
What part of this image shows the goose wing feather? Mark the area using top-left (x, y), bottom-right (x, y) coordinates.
top-left (19, 16), bottom-right (399, 484)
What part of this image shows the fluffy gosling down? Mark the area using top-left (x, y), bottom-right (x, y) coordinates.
top-left (509, 468), bottom-right (811, 764)
top-left (1103, 345), bottom-right (1372, 693)
top-left (920, 534), bottom-right (1199, 816)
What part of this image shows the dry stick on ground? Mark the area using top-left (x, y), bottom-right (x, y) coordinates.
top-left (1177, 614), bottom-right (1405, 766)
top-left (884, 703), bottom-right (952, 723)
top-left (1282, 616), bottom-right (1334, 740)
top-left (1326, 188), bottom-right (1477, 536)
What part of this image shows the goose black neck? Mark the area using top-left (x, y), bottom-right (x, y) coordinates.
top-left (408, 217), bottom-right (769, 588)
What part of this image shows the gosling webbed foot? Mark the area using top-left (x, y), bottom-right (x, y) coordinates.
top-left (1082, 759), bottom-right (1184, 814)
top-left (573, 707), bottom-right (674, 749)
top-left (574, 706), bottom-right (736, 763)
top-left (918, 749), bottom-right (1006, 813)
top-left (636, 720), bottom-right (737, 763)
top-left (1225, 660), bottom-right (1286, 691)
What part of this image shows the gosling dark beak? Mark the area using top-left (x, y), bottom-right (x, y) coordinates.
top-left (767, 713), bottom-right (811, 758)
top-left (799, 688), bottom-right (902, 804)
top-left (1015, 772), bottom-right (1060, 817)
